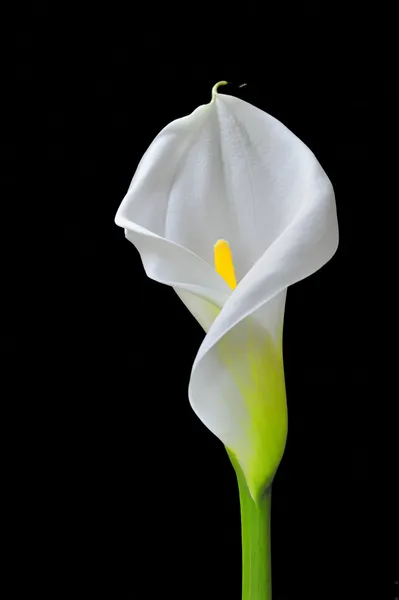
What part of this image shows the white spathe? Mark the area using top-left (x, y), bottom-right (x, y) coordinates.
top-left (115, 85), bottom-right (338, 501)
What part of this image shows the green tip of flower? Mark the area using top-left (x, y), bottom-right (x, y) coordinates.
top-left (211, 81), bottom-right (229, 101)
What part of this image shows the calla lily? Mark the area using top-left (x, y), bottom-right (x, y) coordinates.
top-left (115, 81), bottom-right (338, 600)
top-left (115, 81), bottom-right (338, 502)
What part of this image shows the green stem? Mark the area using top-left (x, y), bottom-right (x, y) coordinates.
top-left (228, 451), bottom-right (272, 600)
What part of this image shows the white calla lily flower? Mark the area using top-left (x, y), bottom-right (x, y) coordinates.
top-left (115, 81), bottom-right (338, 504)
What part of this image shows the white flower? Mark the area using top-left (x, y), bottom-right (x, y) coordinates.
top-left (115, 82), bottom-right (338, 502)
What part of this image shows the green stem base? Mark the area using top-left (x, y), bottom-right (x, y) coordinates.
top-left (228, 450), bottom-right (272, 600)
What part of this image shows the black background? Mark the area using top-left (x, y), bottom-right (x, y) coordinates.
top-left (3, 6), bottom-right (398, 599)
